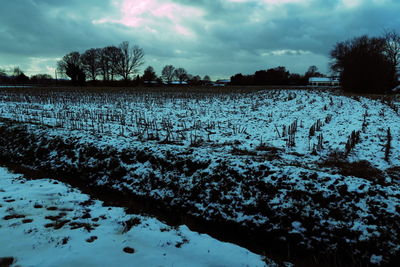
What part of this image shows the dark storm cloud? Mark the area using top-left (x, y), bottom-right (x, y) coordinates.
top-left (180, 0), bottom-right (400, 55)
top-left (0, 0), bottom-right (120, 56)
top-left (136, 0), bottom-right (400, 76)
top-left (0, 0), bottom-right (399, 78)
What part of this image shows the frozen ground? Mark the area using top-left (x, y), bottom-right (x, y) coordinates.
top-left (0, 167), bottom-right (270, 267)
top-left (0, 88), bottom-right (399, 170)
top-left (0, 88), bottom-right (399, 265)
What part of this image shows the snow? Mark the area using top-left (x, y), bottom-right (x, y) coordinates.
top-left (289, 221), bottom-right (306, 234)
top-left (370, 254), bottom-right (383, 265)
top-left (0, 89), bottom-right (399, 171)
top-left (0, 167), bottom-right (269, 267)
top-left (392, 84), bottom-right (400, 92)
top-left (0, 88), bottom-right (399, 264)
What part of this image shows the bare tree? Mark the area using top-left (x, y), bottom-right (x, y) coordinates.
top-left (98, 46), bottom-right (126, 81)
top-left (161, 65), bottom-right (175, 84)
top-left (173, 67), bottom-right (188, 84)
top-left (99, 46), bottom-right (124, 81)
top-left (384, 30), bottom-right (400, 78)
top-left (117, 41), bottom-right (144, 81)
top-left (330, 35), bottom-right (394, 93)
top-left (142, 66), bottom-right (157, 82)
top-left (12, 67), bottom-right (29, 82)
top-left (108, 46), bottom-right (123, 81)
top-left (0, 68), bottom-right (8, 83)
top-left (57, 51), bottom-right (85, 84)
top-left (99, 47), bottom-right (113, 81)
top-left (99, 47), bottom-right (111, 81)
top-left (305, 65), bottom-right (317, 76)
top-left (189, 75), bottom-right (201, 85)
top-left (203, 75), bottom-right (211, 82)
top-left (31, 74), bottom-right (52, 84)
top-left (81, 48), bottom-right (101, 81)
top-left (31, 74), bottom-right (52, 80)
top-left (305, 65), bottom-right (324, 78)
top-left (13, 67), bottom-right (24, 77)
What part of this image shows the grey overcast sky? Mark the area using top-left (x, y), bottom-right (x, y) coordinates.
top-left (1, 0), bottom-right (399, 79)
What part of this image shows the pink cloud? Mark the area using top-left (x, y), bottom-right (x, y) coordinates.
top-left (95, 0), bottom-right (203, 37)
top-left (228, 0), bottom-right (308, 4)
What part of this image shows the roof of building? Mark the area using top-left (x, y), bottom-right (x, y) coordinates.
top-left (170, 81), bottom-right (188, 85)
top-left (309, 77), bottom-right (339, 83)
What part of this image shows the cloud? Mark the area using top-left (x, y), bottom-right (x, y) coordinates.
top-left (0, 0), bottom-right (399, 78)
top-left (94, 0), bottom-right (204, 38)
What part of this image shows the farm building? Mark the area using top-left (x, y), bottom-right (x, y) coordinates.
top-left (309, 77), bottom-right (340, 86)
top-left (213, 79), bottom-right (231, 86)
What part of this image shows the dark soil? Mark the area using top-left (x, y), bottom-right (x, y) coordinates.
top-left (123, 247), bottom-right (135, 254)
top-left (86, 236), bottom-right (98, 243)
top-left (3, 214), bottom-right (25, 220)
top-left (0, 118), bottom-right (398, 267)
top-left (0, 257), bottom-right (15, 267)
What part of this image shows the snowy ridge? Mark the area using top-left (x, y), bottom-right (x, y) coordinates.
top-left (0, 119), bottom-right (398, 265)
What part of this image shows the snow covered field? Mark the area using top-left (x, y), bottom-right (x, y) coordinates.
top-left (0, 87), bottom-right (399, 265)
top-left (0, 88), bottom-right (399, 169)
top-left (0, 167), bottom-right (269, 267)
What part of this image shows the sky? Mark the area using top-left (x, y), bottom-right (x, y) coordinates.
top-left (0, 0), bottom-right (399, 80)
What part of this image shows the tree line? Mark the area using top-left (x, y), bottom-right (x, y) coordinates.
top-left (0, 41), bottom-right (211, 86)
top-left (2, 30), bottom-right (399, 92)
top-left (56, 41), bottom-right (213, 86)
top-left (56, 41), bottom-right (145, 85)
top-left (230, 30), bottom-right (400, 93)
top-left (230, 65), bottom-right (324, 86)
top-left (0, 67), bottom-right (54, 84)
top-left (144, 65), bottom-right (211, 85)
